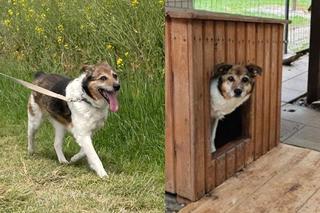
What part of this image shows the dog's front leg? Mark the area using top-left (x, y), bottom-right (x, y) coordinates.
top-left (74, 135), bottom-right (108, 178)
top-left (211, 118), bottom-right (219, 153)
top-left (70, 148), bottom-right (85, 163)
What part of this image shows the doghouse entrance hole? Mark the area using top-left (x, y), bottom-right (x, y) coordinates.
top-left (214, 105), bottom-right (248, 150)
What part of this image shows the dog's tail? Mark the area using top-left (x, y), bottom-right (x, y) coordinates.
top-left (34, 71), bottom-right (46, 79)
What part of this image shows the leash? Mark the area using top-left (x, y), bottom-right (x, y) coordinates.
top-left (0, 72), bottom-right (69, 102)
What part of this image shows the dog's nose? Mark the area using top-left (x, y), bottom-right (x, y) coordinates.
top-left (234, 88), bottom-right (242, 97)
top-left (113, 83), bottom-right (120, 91)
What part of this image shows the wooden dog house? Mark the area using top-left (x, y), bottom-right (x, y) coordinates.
top-left (165, 8), bottom-right (287, 202)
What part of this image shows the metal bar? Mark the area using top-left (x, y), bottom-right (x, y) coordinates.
top-left (307, 0), bottom-right (320, 104)
top-left (284, 0), bottom-right (290, 54)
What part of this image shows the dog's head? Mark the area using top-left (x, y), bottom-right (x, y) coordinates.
top-left (212, 63), bottom-right (262, 99)
top-left (81, 62), bottom-right (120, 112)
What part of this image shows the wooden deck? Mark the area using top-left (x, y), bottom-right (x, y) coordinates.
top-left (180, 144), bottom-right (320, 213)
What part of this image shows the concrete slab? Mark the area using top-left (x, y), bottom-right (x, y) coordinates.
top-left (282, 104), bottom-right (320, 128)
top-left (280, 119), bottom-right (305, 142)
top-left (281, 88), bottom-right (305, 102)
top-left (282, 73), bottom-right (308, 92)
top-left (283, 126), bottom-right (320, 152)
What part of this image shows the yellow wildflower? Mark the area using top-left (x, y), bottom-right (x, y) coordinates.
top-left (35, 26), bottom-right (44, 35)
top-left (131, 0), bottom-right (139, 7)
top-left (57, 36), bottom-right (63, 44)
top-left (8, 9), bottom-right (13, 16)
top-left (159, 0), bottom-right (164, 6)
top-left (106, 44), bottom-right (113, 50)
top-left (117, 58), bottom-right (124, 67)
top-left (40, 13), bottom-right (46, 20)
top-left (15, 51), bottom-right (25, 61)
top-left (57, 24), bottom-right (64, 32)
top-left (125, 52), bottom-right (129, 57)
top-left (28, 9), bottom-right (35, 18)
top-left (3, 19), bottom-right (11, 27)
top-left (64, 44), bottom-right (69, 49)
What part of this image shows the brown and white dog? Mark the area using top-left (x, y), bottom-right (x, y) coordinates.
top-left (27, 62), bottom-right (120, 177)
top-left (210, 63), bottom-right (262, 152)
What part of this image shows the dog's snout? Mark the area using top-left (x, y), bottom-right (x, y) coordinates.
top-left (113, 83), bottom-right (120, 91)
top-left (234, 88), bottom-right (242, 97)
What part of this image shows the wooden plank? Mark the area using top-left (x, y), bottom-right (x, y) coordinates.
top-left (215, 154), bottom-right (226, 186)
top-left (254, 23), bottom-right (265, 159)
top-left (180, 145), bottom-right (311, 213)
top-left (244, 23), bottom-right (256, 164)
top-left (171, 19), bottom-right (192, 199)
top-left (236, 22), bottom-right (246, 64)
top-left (229, 151), bottom-right (320, 213)
top-left (226, 148), bottom-right (236, 178)
top-left (235, 142), bottom-right (245, 171)
top-left (307, 0), bottom-right (320, 104)
top-left (189, 20), bottom-right (206, 200)
top-left (235, 22), bottom-right (248, 169)
top-left (298, 187), bottom-right (320, 212)
top-left (262, 24), bottom-right (272, 154)
top-left (165, 17), bottom-right (176, 193)
top-left (225, 22), bottom-right (236, 63)
top-left (275, 25), bottom-right (284, 147)
top-left (165, 8), bottom-right (289, 24)
top-left (269, 25), bottom-right (279, 150)
top-left (214, 21), bottom-right (226, 64)
top-left (203, 20), bottom-right (216, 192)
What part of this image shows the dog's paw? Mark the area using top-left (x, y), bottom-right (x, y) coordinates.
top-left (211, 143), bottom-right (216, 153)
top-left (97, 170), bottom-right (108, 179)
top-left (28, 147), bottom-right (35, 155)
top-left (58, 159), bottom-right (69, 164)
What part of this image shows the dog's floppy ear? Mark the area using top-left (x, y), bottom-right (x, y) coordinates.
top-left (212, 63), bottom-right (233, 79)
top-left (246, 64), bottom-right (262, 77)
top-left (80, 64), bottom-right (94, 74)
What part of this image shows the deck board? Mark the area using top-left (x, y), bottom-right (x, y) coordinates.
top-left (180, 144), bottom-right (320, 212)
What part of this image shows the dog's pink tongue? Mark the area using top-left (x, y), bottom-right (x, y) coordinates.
top-left (107, 93), bottom-right (119, 112)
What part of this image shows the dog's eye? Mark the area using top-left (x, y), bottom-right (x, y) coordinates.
top-left (99, 76), bottom-right (108, 81)
top-left (227, 76), bottom-right (235, 82)
top-left (242, 77), bottom-right (249, 83)
top-left (112, 73), bottom-right (118, 79)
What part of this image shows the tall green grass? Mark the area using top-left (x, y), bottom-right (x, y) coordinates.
top-left (0, 0), bottom-right (165, 211)
top-left (194, 0), bottom-right (311, 25)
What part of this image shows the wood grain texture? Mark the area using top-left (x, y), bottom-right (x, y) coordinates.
top-left (226, 148), bottom-right (236, 178)
top-left (236, 142), bottom-right (245, 171)
top-left (269, 25), bottom-right (279, 150)
top-left (229, 151), bottom-right (320, 213)
top-left (244, 23), bottom-right (256, 164)
top-left (214, 21), bottom-right (226, 64)
top-left (254, 23), bottom-right (265, 159)
top-left (171, 19), bottom-right (192, 199)
top-left (180, 145), bottom-right (312, 213)
top-left (203, 20), bottom-right (216, 192)
top-left (189, 20), bottom-right (206, 199)
top-left (215, 154), bottom-right (226, 186)
top-left (262, 24), bottom-right (272, 154)
top-left (165, 17), bottom-right (175, 193)
top-left (275, 25), bottom-right (283, 147)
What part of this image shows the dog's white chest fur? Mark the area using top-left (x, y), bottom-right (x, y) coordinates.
top-left (66, 74), bottom-right (108, 133)
top-left (210, 79), bottom-right (249, 119)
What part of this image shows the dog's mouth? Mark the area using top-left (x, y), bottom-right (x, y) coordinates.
top-left (98, 88), bottom-right (119, 112)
